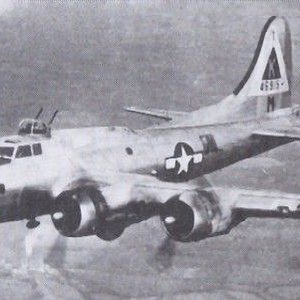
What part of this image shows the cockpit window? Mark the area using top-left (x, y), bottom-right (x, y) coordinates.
top-left (16, 145), bottom-right (32, 158)
top-left (32, 143), bottom-right (42, 155)
top-left (0, 146), bottom-right (14, 158)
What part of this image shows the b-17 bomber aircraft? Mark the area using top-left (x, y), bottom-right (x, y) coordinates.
top-left (0, 16), bottom-right (300, 243)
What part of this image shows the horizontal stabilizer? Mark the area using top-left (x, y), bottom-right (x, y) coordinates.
top-left (233, 189), bottom-right (300, 213)
top-left (253, 126), bottom-right (300, 140)
top-left (124, 106), bottom-right (188, 121)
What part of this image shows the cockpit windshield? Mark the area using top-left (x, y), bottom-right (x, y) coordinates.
top-left (0, 146), bottom-right (14, 158)
top-left (0, 146), bottom-right (14, 165)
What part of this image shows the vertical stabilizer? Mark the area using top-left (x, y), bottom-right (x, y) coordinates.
top-left (233, 16), bottom-right (292, 116)
top-left (152, 17), bottom-right (293, 128)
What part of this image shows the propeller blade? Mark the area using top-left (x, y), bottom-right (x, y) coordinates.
top-left (150, 236), bottom-right (176, 272)
top-left (44, 233), bottom-right (67, 270)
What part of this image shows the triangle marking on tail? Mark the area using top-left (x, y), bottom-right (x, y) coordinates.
top-left (262, 48), bottom-right (281, 80)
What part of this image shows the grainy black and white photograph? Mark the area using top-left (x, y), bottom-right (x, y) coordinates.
top-left (0, 0), bottom-right (300, 299)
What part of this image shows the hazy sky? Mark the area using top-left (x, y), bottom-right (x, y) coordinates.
top-left (0, 0), bottom-right (14, 15)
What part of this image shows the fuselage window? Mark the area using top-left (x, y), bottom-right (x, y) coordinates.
top-left (32, 143), bottom-right (42, 156)
top-left (199, 135), bottom-right (218, 154)
top-left (125, 147), bottom-right (133, 155)
top-left (16, 145), bottom-right (32, 158)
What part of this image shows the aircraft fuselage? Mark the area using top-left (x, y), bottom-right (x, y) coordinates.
top-left (0, 111), bottom-right (294, 224)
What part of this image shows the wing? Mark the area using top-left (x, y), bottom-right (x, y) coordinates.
top-left (27, 144), bottom-right (300, 243)
top-left (21, 163), bottom-right (300, 243)
top-left (124, 106), bottom-right (188, 121)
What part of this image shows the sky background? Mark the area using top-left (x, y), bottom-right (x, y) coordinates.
top-left (0, 1), bottom-right (298, 133)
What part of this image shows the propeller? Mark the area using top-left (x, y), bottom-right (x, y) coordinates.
top-left (44, 233), bottom-right (67, 270)
top-left (147, 204), bottom-right (178, 272)
top-left (150, 236), bottom-right (176, 272)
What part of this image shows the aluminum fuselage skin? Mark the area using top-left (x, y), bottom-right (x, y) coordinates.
top-left (0, 111), bottom-right (294, 223)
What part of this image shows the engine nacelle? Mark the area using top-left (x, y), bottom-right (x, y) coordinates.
top-left (51, 187), bottom-right (125, 241)
top-left (160, 190), bottom-right (231, 242)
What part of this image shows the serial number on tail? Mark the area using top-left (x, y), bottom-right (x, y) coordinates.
top-left (260, 79), bottom-right (284, 92)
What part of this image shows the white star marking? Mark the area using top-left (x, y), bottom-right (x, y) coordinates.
top-left (165, 145), bottom-right (203, 175)
top-left (176, 146), bottom-right (192, 174)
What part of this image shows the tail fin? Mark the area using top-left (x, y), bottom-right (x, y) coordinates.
top-left (157, 17), bottom-right (293, 128)
top-left (233, 16), bottom-right (292, 116)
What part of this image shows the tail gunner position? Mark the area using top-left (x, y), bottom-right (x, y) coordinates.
top-left (0, 16), bottom-right (299, 243)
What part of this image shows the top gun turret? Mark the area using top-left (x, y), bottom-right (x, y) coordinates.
top-left (18, 108), bottom-right (58, 138)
